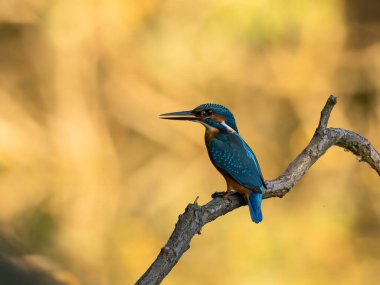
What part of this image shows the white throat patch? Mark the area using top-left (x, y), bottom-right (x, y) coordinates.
top-left (199, 121), bottom-right (235, 133)
top-left (221, 121), bottom-right (236, 133)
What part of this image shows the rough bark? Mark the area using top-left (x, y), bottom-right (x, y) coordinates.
top-left (136, 96), bottom-right (380, 285)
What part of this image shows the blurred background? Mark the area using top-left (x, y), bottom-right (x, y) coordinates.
top-left (0, 0), bottom-right (379, 284)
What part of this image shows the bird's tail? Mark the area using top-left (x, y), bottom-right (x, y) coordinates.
top-left (248, 192), bottom-right (263, 224)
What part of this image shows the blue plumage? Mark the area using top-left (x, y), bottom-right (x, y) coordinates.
top-left (248, 192), bottom-right (263, 223)
top-left (196, 103), bottom-right (239, 132)
top-left (207, 133), bottom-right (264, 191)
top-left (160, 103), bottom-right (265, 223)
top-left (207, 131), bottom-right (265, 223)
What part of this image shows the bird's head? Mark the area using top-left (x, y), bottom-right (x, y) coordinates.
top-left (160, 103), bottom-right (238, 133)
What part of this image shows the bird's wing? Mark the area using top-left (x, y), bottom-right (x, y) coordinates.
top-left (241, 139), bottom-right (266, 188)
top-left (208, 134), bottom-right (265, 191)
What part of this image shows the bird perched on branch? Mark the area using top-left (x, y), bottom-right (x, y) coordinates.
top-left (160, 104), bottom-right (266, 223)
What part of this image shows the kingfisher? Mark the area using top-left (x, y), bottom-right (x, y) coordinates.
top-left (160, 103), bottom-right (266, 223)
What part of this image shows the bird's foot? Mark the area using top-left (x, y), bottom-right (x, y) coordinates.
top-left (211, 191), bottom-right (238, 200)
top-left (223, 191), bottom-right (239, 201)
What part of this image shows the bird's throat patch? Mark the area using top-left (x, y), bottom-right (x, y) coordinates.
top-left (205, 127), bottom-right (219, 142)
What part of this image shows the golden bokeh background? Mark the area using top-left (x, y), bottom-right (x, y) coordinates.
top-left (0, 0), bottom-right (379, 284)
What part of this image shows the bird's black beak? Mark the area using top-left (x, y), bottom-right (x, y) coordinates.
top-left (159, 110), bottom-right (199, 121)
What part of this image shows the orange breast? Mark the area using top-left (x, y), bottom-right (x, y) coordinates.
top-left (204, 127), bottom-right (219, 143)
top-left (224, 174), bottom-right (251, 200)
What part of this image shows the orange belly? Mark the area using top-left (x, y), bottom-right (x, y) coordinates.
top-left (224, 175), bottom-right (251, 200)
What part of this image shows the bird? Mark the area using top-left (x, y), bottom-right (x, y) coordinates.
top-left (160, 103), bottom-right (266, 223)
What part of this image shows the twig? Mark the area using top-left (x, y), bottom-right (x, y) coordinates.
top-left (136, 96), bottom-right (380, 285)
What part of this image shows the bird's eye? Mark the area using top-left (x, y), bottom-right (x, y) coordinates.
top-left (203, 109), bottom-right (213, 116)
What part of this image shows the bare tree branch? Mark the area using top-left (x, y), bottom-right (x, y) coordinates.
top-left (136, 96), bottom-right (380, 285)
